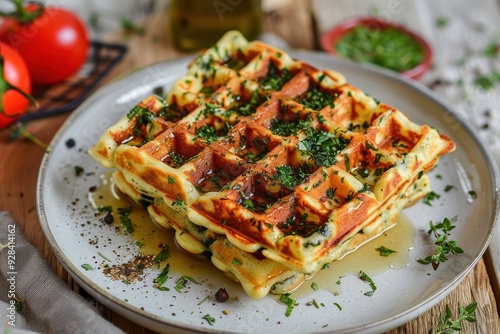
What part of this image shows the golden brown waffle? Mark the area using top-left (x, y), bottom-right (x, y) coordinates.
top-left (89, 31), bottom-right (455, 299)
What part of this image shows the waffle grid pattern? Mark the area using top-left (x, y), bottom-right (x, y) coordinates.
top-left (89, 31), bottom-right (455, 298)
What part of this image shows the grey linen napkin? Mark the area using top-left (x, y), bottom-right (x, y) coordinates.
top-left (0, 212), bottom-right (124, 334)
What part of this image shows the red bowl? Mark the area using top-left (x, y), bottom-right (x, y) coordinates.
top-left (320, 16), bottom-right (433, 80)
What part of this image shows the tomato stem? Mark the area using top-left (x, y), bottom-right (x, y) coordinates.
top-left (10, 122), bottom-right (48, 151)
top-left (0, 54), bottom-right (38, 116)
top-left (0, 0), bottom-right (45, 24)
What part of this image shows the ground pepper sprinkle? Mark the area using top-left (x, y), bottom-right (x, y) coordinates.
top-left (103, 254), bottom-right (154, 283)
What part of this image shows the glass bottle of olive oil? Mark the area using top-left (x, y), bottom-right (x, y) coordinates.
top-left (169, 0), bottom-right (262, 52)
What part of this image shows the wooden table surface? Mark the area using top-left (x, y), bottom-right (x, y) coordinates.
top-left (0, 1), bottom-right (499, 333)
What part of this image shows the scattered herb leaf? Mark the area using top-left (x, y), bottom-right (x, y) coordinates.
top-left (444, 185), bottom-right (455, 192)
top-left (359, 271), bottom-right (377, 296)
top-left (436, 17), bottom-right (449, 27)
top-left (423, 191), bottom-right (441, 206)
top-left (97, 206), bottom-right (112, 213)
top-left (174, 276), bottom-right (199, 293)
top-left (98, 252), bottom-right (111, 262)
top-left (154, 263), bottom-right (170, 290)
top-left (81, 264), bottom-right (93, 271)
top-left (483, 43), bottom-right (499, 58)
top-left (74, 165), bottom-right (84, 176)
top-left (376, 246), bottom-right (396, 257)
top-left (154, 245), bottom-right (170, 262)
top-left (202, 314), bottom-right (216, 326)
top-left (118, 207), bottom-right (134, 233)
top-left (279, 293), bottom-right (296, 317)
top-left (474, 72), bottom-right (500, 91)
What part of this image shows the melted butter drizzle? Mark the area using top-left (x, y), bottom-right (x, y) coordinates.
top-left (88, 171), bottom-right (222, 279)
top-left (291, 215), bottom-right (415, 298)
top-left (89, 171), bottom-right (415, 298)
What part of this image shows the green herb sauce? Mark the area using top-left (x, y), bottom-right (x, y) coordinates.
top-left (335, 25), bottom-right (425, 72)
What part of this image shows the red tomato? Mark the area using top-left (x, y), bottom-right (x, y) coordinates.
top-left (0, 42), bottom-right (31, 128)
top-left (0, 5), bottom-right (90, 84)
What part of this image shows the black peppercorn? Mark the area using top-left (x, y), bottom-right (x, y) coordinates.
top-left (215, 288), bottom-right (228, 302)
top-left (65, 138), bottom-right (76, 148)
top-left (103, 212), bottom-right (114, 224)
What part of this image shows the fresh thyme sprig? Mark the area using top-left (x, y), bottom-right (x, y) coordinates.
top-left (430, 302), bottom-right (477, 334)
top-left (417, 217), bottom-right (463, 270)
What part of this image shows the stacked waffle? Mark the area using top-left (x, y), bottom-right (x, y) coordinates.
top-left (89, 31), bottom-right (455, 299)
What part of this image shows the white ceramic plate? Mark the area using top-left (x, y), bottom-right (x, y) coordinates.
top-left (37, 52), bottom-right (500, 334)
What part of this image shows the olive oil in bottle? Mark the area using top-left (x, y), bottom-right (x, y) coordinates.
top-left (169, 0), bottom-right (262, 51)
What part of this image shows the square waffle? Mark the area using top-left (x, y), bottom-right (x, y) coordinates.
top-left (89, 31), bottom-right (455, 299)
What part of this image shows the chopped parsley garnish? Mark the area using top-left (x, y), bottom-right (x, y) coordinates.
top-left (98, 252), bottom-right (111, 262)
top-left (468, 190), bottom-right (477, 199)
top-left (260, 62), bottom-right (292, 91)
top-left (74, 165), bottom-right (84, 176)
top-left (326, 187), bottom-right (337, 200)
top-left (199, 86), bottom-right (214, 95)
top-left (97, 206), bottom-right (112, 213)
top-left (118, 207), bottom-right (133, 233)
top-left (202, 314), bottom-right (216, 326)
top-left (279, 293), bottom-right (296, 317)
top-left (296, 87), bottom-right (336, 110)
top-left (172, 197), bottom-right (185, 207)
top-left (376, 246), bottom-right (396, 257)
top-left (168, 152), bottom-right (185, 168)
top-left (174, 276), bottom-right (199, 293)
top-left (298, 128), bottom-right (350, 167)
top-left (483, 43), bottom-right (499, 58)
top-left (272, 165), bottom-right (309, 190)
top-left (195, 125), bottom-right (219, 144)
top-left (444, 185), bottom-right (455, 192)
top-left (436, 17), bottom-right (449, 27)
top-left (344, 153), bottom-right (350, 172)
top-left (153, 245), bottom-right (170, 262)
top-left (239, 192), bottom-right (254, 210)
top-left (417, 217), bottom-right (463, 270)
top-left (154, 263), bottom-right (170, 290)
top-left (474, 72), bottom-right (500, 91)
top-left (307, 299), bottom-right (320, 308)
top-left (232, 257), bottom-right (242, 265)
top-left (81, 264), bottom-right (93, 271)
top-left (196, 102), bottom-right (220, 120)
top-left (233, 90), bottom-right (261, 116)
top-left (127, 105), bottom-right (157, 136)
top-left (359, 271), bottom-right (377, 296)
top-left (270, 118), bottom-right (311, 137)
top-left (167, 176), bottom-right (176, 184)
top-left (423, 191), bottom-right (441, 206)
top-left (311, 282), bottom-right (319, 290)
